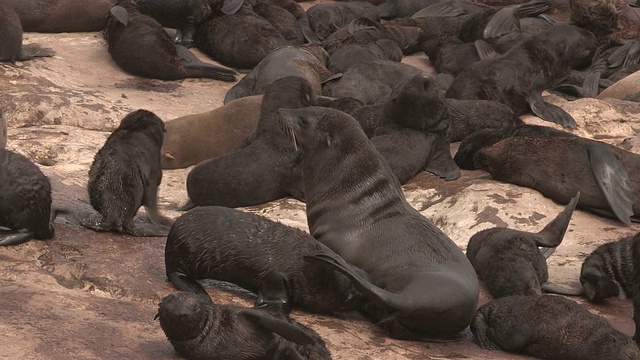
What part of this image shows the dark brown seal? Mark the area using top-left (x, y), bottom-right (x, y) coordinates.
top-left (6, 0), bottom-right (115, 32)
top-left (466, 192), bottom-right (581, 298)
top-left (0, 1), bottom-right (55, 63)
top-left (165, 206), bottom-right (366, 315)
top-left (446, 24), bottom-right (596, 128)
top-left (472, 295), bottom-right (640, 360)
top-left (279, 106), bottom-right (479, 341)
top-left (580, 232), bottom-right (640, 303)
top-left (156, 291), bottom-right (331, 360)
top-left (104, 2), bottom-right (237, 81)
top-left (83, 109), bottom-right (173, 237)
top-left (0, 148), bottom-right (54, 246)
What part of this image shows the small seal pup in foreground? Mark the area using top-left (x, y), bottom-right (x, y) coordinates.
top-left (466, 192), bottom-right (581, 298)
top-left (471, 295), bottom-right (640, 359)
top-left (104, 3), bottom-right (237, 81)
top-left (0, 1), bottom-right (55, 63)
top-left (84, 110), bottom-right (173, 237)
top-left (165, 206), bottom-right (365, 315)
top-left (580, 232), bottom-right (640, 303)
top-left (279, 106), bottom-right (479, 340)
top-left (156, 291), bottom-right (331, 360)
top-left (0, 148), bottom-right (55, 246)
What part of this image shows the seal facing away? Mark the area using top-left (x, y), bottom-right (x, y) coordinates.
top-left (165, 206), bottom-right (365, 315)
top-left (466, 192), bottom-right (581, 298)
top-left (446, 24), bottom-right (596, 128)
top-left (84, 109), bottom-right (173, 237)
top-left (0, 148), bottom-right (54, 246)
top-left (104, 3), bottom-right (237, 81)
top-left (0, 1), bottom-right (55, 63)
top-left (472, 295), bottom-right (640, 360)
top-left (279, 106), bottom-right (479, 341)
top-left (156, 291), bottom-right (331, 360)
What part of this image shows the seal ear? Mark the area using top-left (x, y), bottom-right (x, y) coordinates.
top-left (110, 6), bottom-right (129, 26)
top-left (237, 309), bottom-right (315, 345)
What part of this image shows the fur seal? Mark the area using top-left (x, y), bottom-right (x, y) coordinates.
top-left (156, 291), bottom-right (331, 360)
top-left (83, 109), bottom-right (173, 237)
top-left (307, 2), bottom-right (380, 41)
top-left (165, 206), bottom-right (365, 314)
top-left (326, 40), bottom-right (402, 73)
top-left (472, 295), bottom-right (640, 359)
top-left (224, 44), bottom-right (339, 104)
top-left (6, 0), bottom-right (115, 32)
top-left (0, 1), bottom-right (55, 63)
top-left (185, 77), bottom-right (313, 208)
top-left (456, 125), bottom-right (640, 225)
top-left (104, 2), bottom-right (237, 81)
top-left (580, 232), bottom-right (640, 303)
top-left (466, 192), bottom-right (581, 298)
top-left (0, 109), bottom-right (6, 149)
top-left (446, 24), bottom-right (596, 128)
top-left (161, 96), bottom-right (262, 169)
top-left (0, 148), bottom-right (54, 246)
top-left (279, 106), bottom-right (479, 340)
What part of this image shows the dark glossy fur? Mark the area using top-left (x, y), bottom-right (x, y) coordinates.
top-left (165, 206), bottom-right (365, 314)
top-left (472, 295), bottom-right (640, 360)
top-left (279, 106), bottom-right (479, 340)
top-left (186, 77), bottom-right (314, 208)
top-left (87, 109), bottom-right (172, 236)
top-left (307, 2), bottom-right (380, 41)
top-left (0, 149), bottom-right (54, 246)
top-left (581, 233), bottom-right (640, 302)
top-left (156, 291), bottom-right (331, 360)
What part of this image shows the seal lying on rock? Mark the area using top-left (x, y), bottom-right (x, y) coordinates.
top-left (156, 291), bottom-right (331, 360)
top-left (279, 106), bottom-right (479, 341)
top-left (472, 295), bottom-right (640, 360)
top-left (466, 192), bottom-right (581, 298)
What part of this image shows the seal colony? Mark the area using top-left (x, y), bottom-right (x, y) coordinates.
top-left (6, 0), bottom-right (640, 358)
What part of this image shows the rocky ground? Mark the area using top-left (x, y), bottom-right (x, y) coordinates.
top-left (2, 5), bottom-right (640, 360)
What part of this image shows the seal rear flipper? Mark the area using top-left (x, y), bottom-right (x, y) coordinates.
top-left (424, 150), bottom-right (461, 181)
top-left (110, 6), bottom-right (129, 26)
top-left (411, 1), bottom-right (465, 18)
top-left (238, 309), bottom-right (315, 345)
top-left (18, 44), bottom-right (55, 61)
top-left (183, 63), bottom-right (238, 82)
top-left (167, 271), bottom-right (211, 299)
top-left (608, 40), bottom-right (640, 68)
top-left (541, 281), bottom-right (583, 296)
top-left (588, 142), bottom-right (634, 226)
top-left (526, 92), bottom-right (577, 128)
top-left (221, 0), bottom-right (244, 15)
top-left (347, 17), bottom-right (380, 34)
top-left (534, 191), bottom-right (580, 247)
top-left (483, 7), bottom-right (519, 40)
top-left (0, 231), bottom-right (35, 246)
top-left (298, 20), bottom-right (321, 44)
top-left (474, 40), bottom-right (498, 60)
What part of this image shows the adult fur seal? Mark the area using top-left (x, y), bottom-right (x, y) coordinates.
top-left (455, 125), bottom-right (640, 225)
top-left (165, 206), bottom-right (365, 315)
top-left (472, 295), bottom-right (640, 359)
top-left (279, 106), bottom-right (479, 340)
top-left (6, 0), bottom-right (115, 32)
top-left (83, 110), bottom-right (173, 237)
top-left (0, 1), bottom-right (55, 63)
top-left (580, 232), bottom-right (640, 303)
top-left (446, 24), bottom-right (596, 128)
top-left (104, 2), bottom-right (237, 81)
top-left (0, 148), bottom-right (54, 246)
top-left (466, 192), bottom-right (581, 298)
top-left (156, 291), bottom-right (331, 360)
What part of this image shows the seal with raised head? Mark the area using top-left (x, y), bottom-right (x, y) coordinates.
top-left (165, 206), bottom-right (366, 315)
top-left (104, 2), bottom-right (237, 81)
top-left (278, 106), bottom-right (479, 341)
top-left (472, 295), bottom-right (640, 359)
top-left (83, 109), bottom-right (173, 237)
top-left (446, 24), bottom-right (596, 128)
top-left (6, 0), bottom-right (115, 32)
top-left (0, 1), bottom-right (55, 63)
top-left (466, 192), bottom-right (581, 298)
top-left (156, 291), bottom-right (331, 360)
top-left (0, 148), bottom-right (55, 246)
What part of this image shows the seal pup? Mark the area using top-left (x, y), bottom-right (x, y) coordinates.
top-left (104, 3), bottom-right (237, 81)
top-left (156, 291), bottom-right (331, 360)
top-left (185, 77), bottom-right (314, 208)
top-left (472, 295), bottom-right (640, 359)
top-left (580, 232), bottom-right (640, 303)
top-left (307, 2), bottom-right (380, 41)
top-left (0, 148), bottom-right (55, 246)
top-left (466, 192), bottom-right (581, 298)
top-left (84, 109), bottom-right (173, 237)
top-left (446, 24), bottom-right (596, 128)
top-left (6, 0), bottom-right (115, 32)
top-left (165, 206), bottom-right (366, 315)
top-left (0, 1), bottom-right (55, 63)
top-left (279, 106), bottom-right (479, 340)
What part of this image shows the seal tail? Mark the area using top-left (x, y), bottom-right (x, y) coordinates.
top-left (534, 191), bottom-right (580, 247)
top-left (238, 309), bottom-right (315, 345)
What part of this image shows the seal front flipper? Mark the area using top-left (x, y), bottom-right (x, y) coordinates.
top-left (424, 147), bottom-right (461, 181)
top-left (347, 17), bottom-right (379, 34)
top-left (526, 92), bottom-right (577, 128)
top-left (588, 142), bottom-right (634, 225)
top-left (474, 40), bottom-right (498, 60)
top-left (533, 191), bottom-right (580, 247)
top-left (411, 1), bottom-right (465, 18)
top-left (238, 309), bottom-right (315, 345)
top-left (220, 0), bottom-right (244, 15)
top-left (0, 231), bottom-right (35, 246)
top-left (541, 281), bottom-right (583, 296)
